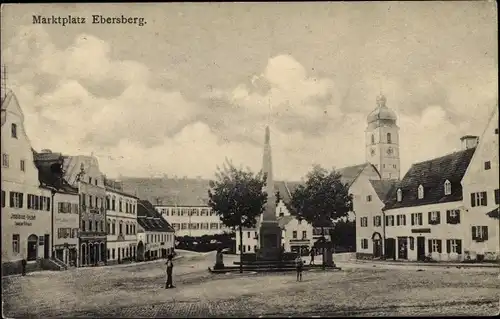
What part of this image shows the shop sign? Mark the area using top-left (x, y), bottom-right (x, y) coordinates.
top-left (11, 213), bottom-right (36, 226)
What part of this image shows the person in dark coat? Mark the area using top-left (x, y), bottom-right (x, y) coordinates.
top-left (21, 258), bottom-right (27, 276)
top-left (295, 254), bottom-right (303, 282)
top-left (309, 248), bottom-right (315, 265)
top-left (165, 254), bottom-right (175, 289)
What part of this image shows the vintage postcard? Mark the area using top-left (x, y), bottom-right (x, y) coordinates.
top-left (1, 2), bottom-right (498, 318)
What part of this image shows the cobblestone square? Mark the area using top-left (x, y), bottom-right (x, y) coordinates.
top-left (2, 253), bottom-right (499, 317)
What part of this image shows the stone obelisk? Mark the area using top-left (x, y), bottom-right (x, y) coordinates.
top-left (258, 126), bottom-right (282, 260)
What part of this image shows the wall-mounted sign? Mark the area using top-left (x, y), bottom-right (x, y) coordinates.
top-left (11, 213), bottom-right (36, 220)
top-left (11, 213), bottom-right (36, 226)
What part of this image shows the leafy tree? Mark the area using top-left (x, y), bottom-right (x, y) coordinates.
top-left (290, 165), bottom-right (353, 267)
top-left (208, 158), bottom-right (268, 273)
top-left (330, 220), bottom-right (356, 252)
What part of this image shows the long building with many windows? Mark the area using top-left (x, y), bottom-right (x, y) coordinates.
top-left (105, 178), bottom-right (138, 264)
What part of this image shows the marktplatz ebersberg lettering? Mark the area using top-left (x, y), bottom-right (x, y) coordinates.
top-left (32, 15), bottom-right (147, 27)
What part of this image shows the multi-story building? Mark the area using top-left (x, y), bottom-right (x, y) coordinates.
top-left (1, 90), bottom-right (53, 275)
top-left (137, 200), bottom-right (175, 261)
top-left (62, 155), bottom-right (107, 266)
top-left (34, 151), bottom-right (80, 267)
top-left (461, 106), bottom-right (499, 261)
top-left (121, 177), bottom-right (231, 237)
top-left (354, 176), bottom-right (397, 260)
top-left (105, 178), bottom-right (138, 264)
top-left (382, 139), bottom-right (476, 262)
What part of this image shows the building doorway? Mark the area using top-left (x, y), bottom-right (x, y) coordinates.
top-left (397, 237), bottom-right (408, 260)
top-left (137, 241), bottom-right (144, 261)
top-left (417, 237), bottom-right (426, 261)
top-left (100, 243), bottom-right (106, 263)
top-left (27, 234), bottom-right (38, 261)
top-left (81, 243), bottom-right (87, 265)
top-left (44, 234), bottom-right (50, 258)
top-left (385, 238), bottom-right (396, 260)
top-left (372, 232), bottom-right (382, 258)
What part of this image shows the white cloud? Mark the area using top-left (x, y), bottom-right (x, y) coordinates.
top-left (2, 26), bottom-right (496, 182)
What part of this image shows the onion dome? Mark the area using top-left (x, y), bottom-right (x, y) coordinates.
top-left (367, 94), bottom-right (397, 124)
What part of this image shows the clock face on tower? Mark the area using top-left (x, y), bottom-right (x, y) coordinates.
top-left (387, 147), bottom-right (394, 155)
top-left (370, 148), bottom-right (376, 156)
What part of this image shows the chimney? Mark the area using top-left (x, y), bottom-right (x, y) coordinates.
top-left (460, 135), bottom-right (479, 150)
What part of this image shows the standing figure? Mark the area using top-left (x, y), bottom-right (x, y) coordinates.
top-left (309, 248), bottom-right (315, 265)
top-left (21, 258), bottom-right (27, 276)
top-left (295, 254), bottom-right (303, 282)
top-left (165, 254), bottom-right (175, 289)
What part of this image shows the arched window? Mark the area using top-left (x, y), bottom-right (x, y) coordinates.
top-left (387, 132), bottom-right (392, 144)
top-left (396, 189), bottom-right (402, 202)
top-left (112, 196), bottom-right (116, 211)
top-left (107, 219), bottom-right (111, 234)
top-left (106, 196), bottom-right (110, 210)
top-left (112, 220), bottom-right (116, 235)
top-left (126, 223), bottom-right (129, 235)
top-left (417, 185), bottom-right (424, 199)
top-left (119, 220), bottom-right (123, 235)
top-left (27, 234), bottom-right (38, 261)
top-left (444, 180), bottom-right (452, 195)
top-left (371, 134), bottom-right (375, 145)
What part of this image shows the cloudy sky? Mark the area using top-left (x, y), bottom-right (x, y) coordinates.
top-left (1, 2), bottom-right (497, 181)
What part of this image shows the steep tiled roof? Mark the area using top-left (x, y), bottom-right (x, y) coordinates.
top-left (384, 148), bottom-right (476, 210)
top-left (369, 180), bottom-right (398, 203)
top-left (486, 207), bottom-right (499, 219)
top-left (277, 215), bottom-right (294, 228)
top-left (337, 163), bottom-right (380, 186)
top-left (121, 177), bottom-right (303, 208)
top-left (33, 151), bottom-right (78, 194)
top-left (137, 200), bottom-right (175, 233)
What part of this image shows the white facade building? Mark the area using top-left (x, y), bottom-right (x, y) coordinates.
top-left (137, 200), bottom-right (175, 261)
top-left (105, 181), bottom-right (138, 264)
top-left (461, 107), bottom-right (499, 261)
top-left (156, 206), bottom-right (228, 237)
top-left (382, 142), bottom-right (476, 262)
top-left (1, 90), bottom-right (53, 275)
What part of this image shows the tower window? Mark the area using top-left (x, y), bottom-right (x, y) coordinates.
top-left (387, 133), bottom-right (392, 144)
top-left (418, 185), bottom-right (424, 199)
top-left (371, 134), bottom-right (375, 145)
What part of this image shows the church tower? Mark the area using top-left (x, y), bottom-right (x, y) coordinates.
top-left (365, 94), bottom-right (400, 180)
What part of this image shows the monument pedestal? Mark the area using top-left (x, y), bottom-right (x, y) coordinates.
top-left (258, 221), bottom-right (282, 261)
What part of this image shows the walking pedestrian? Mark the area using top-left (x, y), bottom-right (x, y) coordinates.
top-left (21, 258), bottom-right (27, 276)
top-left (165, 254), bottom-right (175, 289)
top-left (309, 248), bottom-right (315, 265)
top-left (295, 254), bottom-right (303, 282)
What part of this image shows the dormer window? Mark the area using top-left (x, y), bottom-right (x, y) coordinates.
top-left (371, 134), bottom-right (375, 145)
top-left (396, 189), bottom-right (402, 202)
top-left (418, 185), bottom-right (424, 199)
top-left (444, 180), bottom-right (452, 196)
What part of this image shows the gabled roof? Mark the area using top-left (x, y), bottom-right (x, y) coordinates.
top-left (384, 147), bottom-right (476, 210)
top-left (369, 180), bottom-right (399, 203)
top-left (137, 200), bottom-right (175, 233)
top-left (277, 215), bottom-right (294, 228)
top-left (33, 151), bottom-right (78, 194)
top-left (121, 177), bottom-right (304, 208)
top-left (486, 207), bottom-right (499, 219)
top-left (337, 162), bottom-right (380, 186)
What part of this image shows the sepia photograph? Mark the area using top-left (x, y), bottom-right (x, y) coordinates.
top-left (1, 2), bottom-right (498, 317)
